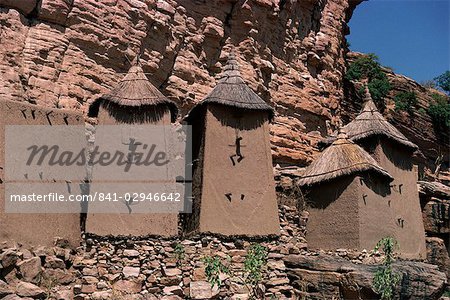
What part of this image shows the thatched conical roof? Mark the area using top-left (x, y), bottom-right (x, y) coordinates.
top-left (298, 130), bottom-right (393, 187)
top-left (89, 61), bottom-right (178, 121)
top-left (320, 85), bottom-right (418, 151)
top-left (184, 52), bottom-right (275, 123)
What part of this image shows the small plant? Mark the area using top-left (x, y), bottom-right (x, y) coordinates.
top-left (373, 237), bottom-right (401, 300)
top-left (434, 70), bottom-right (450, 95)
top-left (394, 91), bottom-right (417, 116)
top-left (40, 274), bottom-right (58, 300)
top-left (203, 255), bottom-right (230, 289)
top-left (345, 39), bottom-right (351, 48)
top-left (420, 80), bottom-right (437, 89)
top-left (174, 243), bottom-right (185, 267)
top-left (345, 53), bottom-right (391, 110)
top-left (427, 93), bottom-right (450, 130)
top-left (203, 244), bottom-right (269, 299)
top-left (244, 244), bottom-right (268, 286)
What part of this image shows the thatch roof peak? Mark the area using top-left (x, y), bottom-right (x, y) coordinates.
top-left (361, 84), bottom-right (378, 112)
top-left (298, 135), bottom-right (393, 187)
top-left (363, 82), bottom-right (372, 102)
top-left (218, 52), bottom-right (243, 83)
top-left (319, 85), bottom-right (418, 151)
top-left (184, 52), bottom-right (275, 123)
top-left (89, 60), bottom-right (178, 122)
top-left (362, 98), bottom-right (378, 113)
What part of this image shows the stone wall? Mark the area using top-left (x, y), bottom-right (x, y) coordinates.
top-left (0, 204), bottom-right (447, 300)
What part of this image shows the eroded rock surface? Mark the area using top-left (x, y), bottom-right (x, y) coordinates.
top-left (342, 52), bottom-right (450, 167)
top-left (0, 0), bottom-right (363, 166)
top-left (285, 254), bottom-right (447, 300)
top-left (427, 237), bottom-right (450, 280)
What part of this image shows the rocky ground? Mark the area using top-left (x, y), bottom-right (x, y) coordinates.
top-left (0, 204), bottom-right (447, 300)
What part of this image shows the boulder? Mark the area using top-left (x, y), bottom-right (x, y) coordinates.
top-left (419, 181), bottom-right (450, 200)
top-left (15, 281), bottom-right (46, 298)
top-left (55, 289), bottom-right (73, 300)
top-left (38, 0), bottom-right (74, 25)
top-left (122, 266), bottom-right (140, 278)
top-left (162, 268), bottom-right (182, 277)
top-left (2, 294), bottom-right (23, 300)
top-left (0, 0), bottom-right (37, 15)
top-left (284, 254), bottom-right (447, 300)
top-left (123, 249), bottom-right (140, 257)
top-left (190, 281), bottom-right (219, 299)
top-left (424, 199), bottom-right (450, 232)
top-left (44, 256), bottom-right (65, 269)
top-left (163, 285), bottom-right (184, 296)
top-left (0, 249), bottom-right (19, 268)
top-left (17, 257), bottom-right (42, 283)
top-left (112, 279), bottom-right (142, 294)
top-left (426, 237), bottom-right (450, 280)
top-left (0, 279), bottom-right (14, 298)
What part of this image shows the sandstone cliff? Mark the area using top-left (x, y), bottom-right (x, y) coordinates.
top-left (1, 0), bottom-right (446, 169)
top-left (0, 0), bottom-right (362, 166)
top-left (342, 52), bottom-right (449, 170)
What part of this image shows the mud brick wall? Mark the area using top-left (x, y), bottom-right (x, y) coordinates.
top-left (0, 100), bottom-right (84, 248)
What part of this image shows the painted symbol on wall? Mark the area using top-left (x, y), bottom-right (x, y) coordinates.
top-left (225, 193), bottom-right (246, 202)
top-left (397, 217), bottom-right (405, 228)
top-left (229, 128), bottom-right (246, 166)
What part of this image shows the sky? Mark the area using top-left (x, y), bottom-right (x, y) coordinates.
top-left (347, 0), bottom-right (449, 83)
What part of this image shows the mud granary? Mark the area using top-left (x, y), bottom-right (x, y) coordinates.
top-left (298, 129), bottom-right (395, 252)
top-left (87, 61), bottom-right (179, 237)
top-left (0, 56), bottom-right (428, 255)
top-left (0, 100), bottom-right (83, 248)
top-left (316, 85), bottom-right (427, 259)
top-left (183, 53), bottom-right (280, 237)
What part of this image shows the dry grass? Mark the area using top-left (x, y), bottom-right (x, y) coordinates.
top-left (185, 53), bottom-right (274, 123)
top-left (298, 132), bottom-right (393, 186)
top-left (321, 86), bottom-right (417, 151)
top-left (89, 62), bottom-right (177, 121)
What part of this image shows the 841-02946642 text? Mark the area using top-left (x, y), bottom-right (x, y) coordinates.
top-left (9, 192), bottom-right (182, 202)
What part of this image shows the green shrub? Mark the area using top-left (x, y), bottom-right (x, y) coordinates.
top-left (346, 53), bottom-right (391, 109)
top-left (174, 243), bottom-right (185, 267)
top-left (244, 244), bottom-right (268, 286)
top-left (434, 71), bottom-right (450, 95)
top-left (203, 255), bottom-right (230, 288)
top-left (373, 237), bottom-right (401, 300)
top-left (427, 93), bottom-right (450, 130)
top-left (394, 91), bottom-right (418, 115)
top-left (346, 53), bottom-right (381, 81)
top-left (202, 244), bottom-right (269, 299)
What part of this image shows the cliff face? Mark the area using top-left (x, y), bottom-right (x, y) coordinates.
top-left (2, 0), bottom-right (444, 169)
top-left (0, 0), bottom-right (361, 166)
top-left (342, 52), bottom-right (449, 169)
